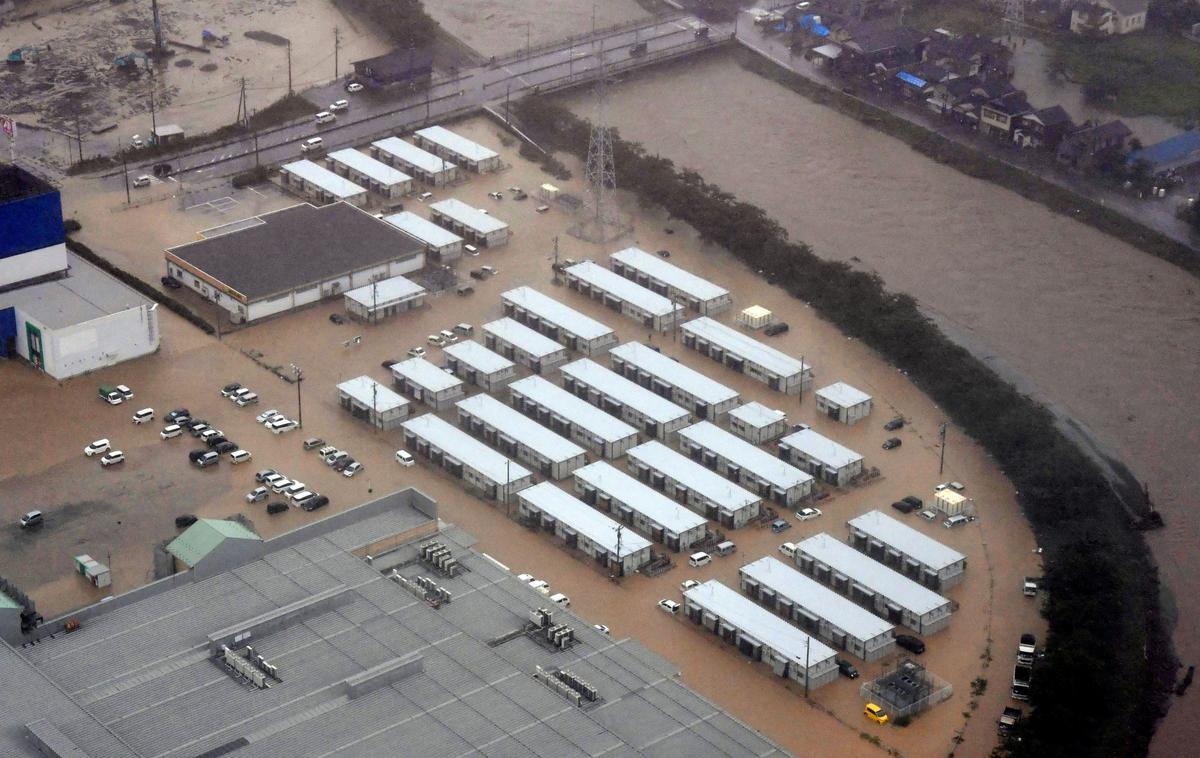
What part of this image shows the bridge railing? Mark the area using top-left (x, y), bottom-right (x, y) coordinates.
top-left (490, 11), bottom-right (687, 67)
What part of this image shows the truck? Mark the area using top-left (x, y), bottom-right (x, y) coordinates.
top-left (1012, 664), bottom-right (1032, 701)
top-left (98, 384), bottom-right (124, 405)
top-left (1017, 633), bottom-right (1037, 665)
top-left (1023, 576), bottom-right (1039, 597)
top-left (997, 706), bottom-right (1023, 737)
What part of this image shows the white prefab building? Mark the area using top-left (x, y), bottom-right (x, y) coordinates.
top-left (627, 441), bottom-right (762, 529)
top-left (609, 247), bottom-right (732, 315)
top-left (383, 211), bottom-right (464, 261)
top-left (280, 160), bottom-right (368, 206)
top-left (678, 421), bottom-right (814, 507)
top-left (429, 198), bottom-right (510, 247)
top-left (794, 534), bottom-right (954, 635)
top-left (509, 375), bottom-right (639, 459)
top-left (815, 382), bottom-right (873, 426)
top-left (342, 275), bottom-right (426, 321)
top-left (516, 482), bottom-right (653, 576)
top-left (778, 428), bottom-right (864, 487)
top-left (738, 306), bottom-right (773, 330)
top-left (501, 286), bottom-right (618, 356)
top-left (573, 461), bottom-right (709, 552)
top-left (483, 318), bottom-right (569, 374)
top-left (563, 261), bottom-right (685, 332)
top-left (401, 414), bottom-right (533, 504)
top-left (325, 149), bottom-right (413, 200)
top-left (935, 490), bottom-right (968, 516)
top-left (443, 340), bottom-right (515, 392)
top-left (336, 375), bottom-right (410, 430)
top-left (682, 580), bottom-right (839, 691)
top-left (413, 125), bottom-right (501, 173)
top-left (370, 137), bottom-right (458, 186)
top-left (681, 317), bottom-right (813, 395)
top-left (390, 356), bottom-right (466, 410)
top-left (728, 402), bottom-right (789, 444)
top-left (561, 358), bottom-right (691, 442)
top-left (609, 342), bottom-right (740, 421)
top-left (847, 510), bottom-right (967, 590)
top-left (456, 393), bottom-right (588, 480)
top-left (739, 557), bottom-right (896, 662)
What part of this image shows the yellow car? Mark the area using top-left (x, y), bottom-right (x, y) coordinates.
top-left (864, 703), bottom-right (889, 725)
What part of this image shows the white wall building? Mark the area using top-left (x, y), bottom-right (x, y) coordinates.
top-left (681, 317), bottom-right (813, 395)
top-left (609, 247), bottom-right (732, 315)
top-left (456, 393), bottom-right (588, 480)
top-left (609, 342), bottom-right (739, 421)
top-left (728, 402), bottom-right (789, 445)
top-left (815, 382), bottom-right (873, 426)
top-left (412, 125), bottom-right (501, 173)
top-left (336, 375), bottom-right (410, 430)
top-left (573, 461), bottom-right (709, 552)
top-left (325, 149), bottom-right (413, 200)
top-left (501, 286), bottom-right (618, 356)
top-left (280, 160), bottom-right (368, 207)
top-left (778, 428), bottom-right (864, 487)
top-left (561, 358), bottom-right (691, 442)
top-left (383, 211), bottom-right (464, 261)
top-left (627, 441), bottom-right (762, 529)
top-left (564, 261), bottom-right (685, 332)
top-left (429, 198), bottom-right (510, 247)
top-left (483, 317), bottom-right (569, 374)
top-left (443, 340), bottom-right (515, 392)
top-left (509, 375), bottom-right (639, 459)
top-left (370, 137), bottom-right (458, 185)
top-left (678, 421), bottom-right (814, 507)
top-left (847, 510), bottom-right (967, 589)
top-left (390, 356), bottom-right (466, 410)
top-left (401, 413), bottom-right (532, 504)
top-left (342, 275), bottom-right (425, 321)
top-left (516, 482), bottom-right (653, 576)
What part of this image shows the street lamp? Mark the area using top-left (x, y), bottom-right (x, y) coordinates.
top-left (290, 363), bottom-right (304, 428)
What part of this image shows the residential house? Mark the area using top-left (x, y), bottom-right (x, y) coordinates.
top-left (1014, 105), bottom-right (1074, 150)
top-left (831, 18), bottom-right (924, 74)
top-left (922, 32), bottom-right (1012, 79)
top-left (1057, 120), bottom-right (1133, 169)
top-left (980, 91), bottom-right (1033, 140)
top-left (1070, 0), bottom-right (1148, 36)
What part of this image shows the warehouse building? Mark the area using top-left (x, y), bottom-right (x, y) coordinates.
top-left (848, 510), bottom-right (967, 590)
top-left (627, 440), bottom-right (762, 528)
top-left (574, 461), bottom-right (709, 552)
top-left (681, 317), bottom-right (813, 394)
top-left (443, 339), bottom-right (515, 391)
top-left (370, 136), bottom-right (458, 185)
top-left (163, 518), bottom-right (262, 579)
top-left (610, 342), bottom-right (740, 420)
top-left (483, 317), bottom-right (569, 374)
top-left (429, 198), bottom-right (510, 247)
top-left (728, 402), bottom-right (789, 444)
top-left (778, 428), bottom-right (865, 487)
top-left (336, 375), bottom-right (410, 430)
top-left (383, 210), bottom-right (464, 261)
top-left (561, 358), bottom-right (691, 441)
top-left (564, 261), bottom-right (685, 332)
top-left (740, 556), bottom-right (896, 662)
top-left (342, 274), bottom-right (426, 321)
top-left (0, 165), bottom-right (68, 290)
top-left (501, 285), bottom-right (618, 356)
top-left (815, 381), bottom-right (873, 426)
top-left (610, 246), bottom-right (732, 314)
top-left (517, 482), bottom-right (653, 576)
top-left (402, 413), bottom-right (532, 503)
top-left (509, 375), bottom-right (639, 459)
top-left (390, 356), bottom-right (465, 410)
top-left (682, 580), bottom-right (839, 691)
top-left (325, 148), bottom-right (413, 200)
top-left (165, 202), bottom-right (425, 323)
top-left (457, 393), bottom-right (588, 480)
top-left (279, 160), bottom-right (368, 206)
top-left (413, 125), bottom-right (501, 173)
top-left (679, 421), bottom-right (814, 507)
top-left (794, 533), bottom-right (954, 635)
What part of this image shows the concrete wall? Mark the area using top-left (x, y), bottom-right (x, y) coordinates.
top-left (0, 243), bottom-right (68, 289)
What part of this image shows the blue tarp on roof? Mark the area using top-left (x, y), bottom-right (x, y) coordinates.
top-left (799, 14), bottom-right (831, 37)
top-left (896, 71), bottom-right (928, 89)
top-left (1127, 130), bottom-right (1200, 170)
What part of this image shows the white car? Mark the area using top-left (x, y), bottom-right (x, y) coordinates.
top-left (796, 507), bottom-right (823, 522)
top-left (407, 346), bottom-right (426, 358)
top-left (229, 449), bottom-right (253, 464)
top-left (315, 111), bottom-right (337, 124)
top-left (680, 579), bottom-right (700, 592)
top-left (395, 450), bottom-right (415, 466)
top-left (593, 624), bottom-right (610, 635)
top-left (235, 392), bottom-right (259, 407)
top-left (99, 450), bottom-right (125, 467)
top-left (132, 175), bottom-right (152, 188)
top-left (464, 244), bottom-right (479, 256)
top-left (200, 428), bottom-right (222, 442)
top-left (517, 573), bottom-right (535, 584)
top-left (480, 265), bottom-right (497, 275)
top-left (256, 409), bottom-right (281, 424)
top-left (527, 579), bottom-right (551, 595)
top-left (246, 486), bottom-right (269, 503)
top-left (329, 99), bottom-right (349, 113)
top-left (657, 599), bottom-right (681, 615)
top-left (84, 439), bottom-right (110, 457)
top-left (270, 478), bottom-right (294, 493)
top-left (269, 419), bottom-right (297, 434)
top-left (427, 334), bottom-right (447, 347)
top-left (131, 408), bottom-right (154, 424)
top-left (549, 592), bottom-right (570, 607)
top-left (346, 82), bottom-right (364, 93)
top-left (129, 135), bottom-right (145, 149)
top-left (342, 461), bottom-right (364, 477)
top-left (116, 385), bottom-right (134, 400)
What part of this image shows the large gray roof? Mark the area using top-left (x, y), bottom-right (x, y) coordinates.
top-left (0, 252), bottom-right (153, 329)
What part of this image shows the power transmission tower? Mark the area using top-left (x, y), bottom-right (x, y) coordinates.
top-left (569, 43), bottom-right (630, 244)
top-left (1003, 0), bottom-right (1025, 39)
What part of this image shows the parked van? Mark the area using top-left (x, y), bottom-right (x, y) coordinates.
top-left (778, 542), bottom-right (797, 559)
top-left (269, 418), bottom-right (297, 434)
top-left (314, 111), bottom-right (336, 125)
top-left (527, 579), bottom-right (551, 596)
top-left (300, 137), bottom-right (324, 154)
top-left (549, 592), bottom-right (570, 608)
top-left (160, 424), bottom-right (183, 440)
top-left (235, 392), bottom-right (259, 407)
top-left (229, 449), bottom-right (253, 464)
top-left (943, 514), bottom-right (969, 529)
top-left (454, 323), bottom-right (473, 336)
top-left (132, 408), bottom-right (154, 424)
top-left (688, 551), bottom-right (712, 568)
top-left (714, 540), bottom-right (737, 557)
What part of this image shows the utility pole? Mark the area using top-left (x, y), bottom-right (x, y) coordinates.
top-left (526, 22), bottom-right (531, 61)
top-left (286, 40), bottom-right (293, 96)
top-left (334, 26), bottom-right (340, 79)
top-left (73, 116), bottom-right (83, 164)
top-left (798, 354), bottom-right (806, 405)
top-left (252, 121), bottom-right (260, 167)
top-left (150, 0), bottom-right (165, 57)
top-left (149, 86), bottom-right (157, 142)
top-left (291, 364), bottom-right (304, 428)
top-left (121, 144), bottom-right (131, 204)
top-left (939, 422), bottom-right (948, 475)
top-left (804, 636), bottom-right (811, 697)
top-left (504, 83), bottom-right (511, 122)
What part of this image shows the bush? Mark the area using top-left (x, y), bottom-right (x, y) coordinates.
top-left (333, 0), bottom-right (437, 48)
top-left (231, 165), bottom-right (271, 188)
top-left (63, 219), bottom-right (82, 234)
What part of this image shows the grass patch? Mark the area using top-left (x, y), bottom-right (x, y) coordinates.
top-left (332, 0), bottom-right (437, 48)
top-left (906, 0), bottom-right (1000, 36)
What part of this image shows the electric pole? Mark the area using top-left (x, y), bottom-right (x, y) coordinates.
top-left (286, 40), bottom-right (293, 96)
top-left (149, 86), bottom-right (157, 142)
top-left (73, 117), bottom-right (83, 164)
top-left (939, 422), bottom-right (948, 475)
top-left (798, 354), bottom-right (806, 405)
top-left (121, 144), bottom-right (131, 204)
top-left (334, 26), bottom-right (340, 79)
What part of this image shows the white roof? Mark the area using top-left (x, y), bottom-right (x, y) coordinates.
top-left (391, 357), bottom-right (464, 394)
top-left (401, 413), bottom-right (530, 484)
top-left (517, 482), bottom-right (652, 558)
top-left (565, 261), bottom-right (683, 318)
top-left (371, 137), bottom-right (455, 174)
top-left (812, 43), bottom-right (843, 60)
top-left (443, 340), bottom-right (514, 375)
top-left (343, 275), bottom-right (425, 309)
top-left (680, 422), bottom-right (813, 491)
top-left (610, 247), bottom-right (729, 302)
top-left (847, 510), bottom-right (966, 571)
top-left (741, 557), bottom-right (893, 642)
top-left (327, 148), bottom-right (413, 187)
top-left (430, 198), bottom-right (509, 235)
top-left (335, 376), bottom-right (410, 414)
top-left (383, 211), bottom-right (463, 249)
top-left (796, 533), bottom-right (951, 616)
top-left (682, 317), bottom-right (809, 378)
top-left (484, 318), bottom-right (565, 359)
top-left (509, 376), bottom-right (637, 444)
top-left (280, 160), bottom-right (366, 199)
top-left (610, 342), bottom-right (739, 406)
top-left (561, 359), bottom-right (688, 425)
top-left (414, 125), bottom-right (499, 163)
top-left (628, 441), bottom-right (760, 513)
top-left (574, 461), bottom-right (708, 535)
top-left (684, 581), bottom-right (836, 666)
top-left (729, 402), bottom-right (786, 429)
top-left (779, 428), bottom-right (863, 470)
top-left (501, 286), bottom-right (615, 341)
top-left (457, 394), bottom-right (585, 464)
top-left (816, 382), bottom-right (872, 408)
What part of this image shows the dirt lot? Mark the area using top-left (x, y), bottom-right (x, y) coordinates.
top-left (2, 115), bottom-right (1042, 758)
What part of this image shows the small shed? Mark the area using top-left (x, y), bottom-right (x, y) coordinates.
top-left (539, 183), bottom-right (560, 201)
top-left (152, 124), bottom-right (185, 146)
top-left (935, 490), bottom-right (967, 516)
top-left (166, 519), bottom-right (263, 579)
top-left (815, 382), bottom-right (873, 425)
top-left (738, 305), bottom-right (773, 330)
top-left (343, 275), bottom-right (426, 321)
top-left (73, 554), bottom-right (112, 588)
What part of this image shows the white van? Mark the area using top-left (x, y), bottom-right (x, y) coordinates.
top-left (778, 542), bottom-right (797, 559)
top-left (314, 111), bottom-right (337, 125)
top-left (131, 408), bottom-right (154, 424)
top-left (300, 137), bottom-right (324, 154)
top-left (395, 449), bottom-right (415, 466)
top-left (160, 424), bottom-right (183, 440)
top-left (229, 449), bottom-right (253, 464)
top-left (549, 592), bottom-right (570, 608)
top-left (688, 551), bottom-right (712, 568)
top-left (714, 540), bottom-right (737, 557)
top-left (235, 392), bottom-right (259, 407)
top-left (527, 579), bottom-right (551, 596)
top-left (943, 514), bottom-right (969, 529)
top-left (269, 418), bottom-right (297, 434)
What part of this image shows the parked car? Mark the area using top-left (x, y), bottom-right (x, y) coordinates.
top-left (488, 191), bottom-right (503, 200)
top-left (427, 334), bottom-right (447, 347)
top-left (165, 408), bottom-right (191, 422)
top-left (220, 382), bottom-right (243, 398)
top-left (204, 434), bottom-right (227, 448)
top-left (779, 542), bottom-right (797, 559)
top-left (895, 634), bottom-right (926, 654)
top-left (882, 437), bottom-right (902, 450)
top-left (764, 322), bottom-right (789, 337)
top-left (228, 447), bottom-right (251, 462)
top-left (593, 624), bottom-right (610, 635)
top-left (255, 468), bottom-right (278, 483)
top-left (439, 329), bottom-right (458, 344)
top-left (1018, 633), bottom-right (1037, 665)
top-left (228, 387), bottom-right (253, 403)
top-left (454, 323), bottom-right (473, 336)
top-left (132, 175), bottom-right (152, 188)
top-left (315, 110), bottom-right (337, 125)
top-left (302, 494), bottom-right (329, 511)
top-left (464, 244), bottom-right (479, 256)
top-left (407, 346), bottom-right (426, 358)
top-left (329, 99), bottom-right (349, 113)
top-left (84, 439), bottom-right (110, 457)
top-left (884, 417), bottom-right (905, 431)
top-left (770, 518), bottom-right (791, 533)
top-left (257, 409), bottom-right (282, 424)
top-left (160, 276), bottom-right (182, 289)
top-left (262, 473), bottom-right (285, 488)
top-left (395, 449), bottom-right (415, 466)
top-left (235, 392), bottom-right (259, 407)
top-left (480, 265), bottom-right (498, 275)
top-left (343, 461), bottom-right (364, 477)
top-left (680, 579), bottom-right (700, 592)
top-left (892, 500), bottom-right (918, 514)
top-left (836, 658), bottom-right (860, 679)
top-left (944, 514), bottom-right (969, 529)
top-left (269, 419), bottom-right (297, 434)
top-left (795, 507), bottom-right (822, 521)
top-left (316, 445), bottom-right (337, 458)
top-left (160, 424), bottom-right (183, 439)
top-left (19, 511), bottom-right (44, 529)
top-left (346, 81), bottom-right (364, 93)
top-left (919, 508), bottom-right (938, 521)
top-left (300, 137), bottom-right (324, 154)
top-left (864, 703), bottom-right (889, 725)
top-left (418, 191), bottom-right (433, 201)
top-left (188, 423), bottom-right (210, 438)
top-left (329, 313), bottom-right (345, 324)
top-left (247, 487), bottom-right (269, 503)
top-left (549, 592), bottom-right (570, 607)
top-left (303, 437), bottom-right (325, 450)
top-left (284, 483), bottom-right (308, 499)
top-left (266, 501), bottom-right (289, 515)
top-left (99, 450), bottom-right (125, 467)
top-left (657, 599), bottom-right (681, 615)
top-left (901, 495), bottom-right (923, 509)
top-left (194, 451), bottom-right (219, 468)
top-left (656, 249), bottom-right (671, 258)
top-left (174, 514), bottom-right (198, 529)
top-left (469, 269), bottom-right (486, 281)
top-left (527, 579), bottom-right (551, 595)
top-left (270, 478), bottom-right (294, 493)
top-left (117, 386), bottom-right (133, 400)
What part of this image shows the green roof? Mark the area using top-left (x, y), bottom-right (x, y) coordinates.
top-left (166, 519), bottom-right (261, 568)
top-left (0, 590), bottom-right (19, 610)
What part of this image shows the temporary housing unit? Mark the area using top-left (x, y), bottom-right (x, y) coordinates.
top-left (73, 554), bottom-right (112, 588)
top-left (609, 247), bottom-right (732, 314)
top-left (627, 441), bottom-right (762, 529)
top-left (501, 286), bottom-right (618, 356)
top-left (682, 580), bottom-right (839, 691)
top-left (935, 490), bottom-right (968, 516)
top-left (370, 136), bottom-right (458, 185)
top-left (429, 198), bottom-right (510, 247)
top-left (739, 556), bottom-right (896, 662)
top-left (793, 533), bottom-right (954, 635)
top-left (383, 211), bottom-right (464, 261)
top-left (456, 393), bottom-right (587, 480)
top-left (390, 356), bottom-right (466, 410)
top-left (401, 413), bottom-right (533, 504)
top-left (413, 125), bottom-right (501, 172)
top-left (443, 340), bottom-right (515, 392)
top-left (560, 358), bottom-right (691, 442)
top-left (325, 149), bottom-right (414, 200)
top-left (342, 274), bottom-right (426, 321)
top-left (279, 160), bottom-right (368, 207)
top-left (847, 510), bottom-right (967, 590)
top-left (737, 306), bottom-right (773, 329)
top-left (778, 428), bottom-right (864, 487)
top-left (336, 375), bottom-right (410, 430)
top-left (516, 482), bottom-right (653, 576)
top-left (678, 421), bottom-right (814, 507)
top-left (482, 317), bottom-right (569, 374)
top-left (728, 402), bottom-right (789, 444)
top-left (609, 342), bottom-right (740, 420)
top-left (509, 375), bottom-right (639, 459)
top-left (815, 382), bottom-right (873, 426)
top-left (573, 461), bottom-right (709, 552)
top-left (681, 317), bottom-right (813, 395)
top-left (563, 261), bottom-right (685, 332)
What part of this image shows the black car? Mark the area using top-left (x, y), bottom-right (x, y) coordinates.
top-left (165, 408), bottom-right (191, 422)
top-left (302, 495), bottom-right (330, 512)
top-left (152, 162), bottom-right (172, 177)
top-left (205, 435), bottom-right (228, 449)
top-left (469, 269), bottom-right (486, 280)
top-left (901, 495), bottom-right (923, 509)
top-left (656, 249), bottom-right (671, 258)
top-left (882, 437), bottom-right (902, 450)
top-left (266, 501), bottom-right (289, 515)
top-left (884, 417), bottom-right (905, 431)
top-left (187, 449), bottom-right (208, 461)
top-left (214, 440), bottom-right (238, 454)
top-left (332, 457), bottom-right (354, 472)
top-left (174, 514), bottom-right (198, 529)
top-left (892, 500), bottom-right (918, 514)
top-left (764, 322), bottom-right (790, 337)
top-left (160, 276), bottom-right (182, 289)
top-left (381, 359), bottom-right (399, 369)
top-left (836, 658), bottom-right (859, 679)
top-left (329, 313), bottom-right (345, 324)
top-left (220, 382), bottom-right (242, 397)
top-left (895, 634), bottom-right (926, 654)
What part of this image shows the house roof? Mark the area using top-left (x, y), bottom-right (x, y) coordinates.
top-left (1103, 0), bottom-right (1148, 16)
top-left (166, 518), bottom-right (260, 568)
top-left (1128, 130), bottom-right (1200, 169)
top-left (1029, 105), bottom-right (1072, 127)
top-left (842, 19), bottom-right (923, 55)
